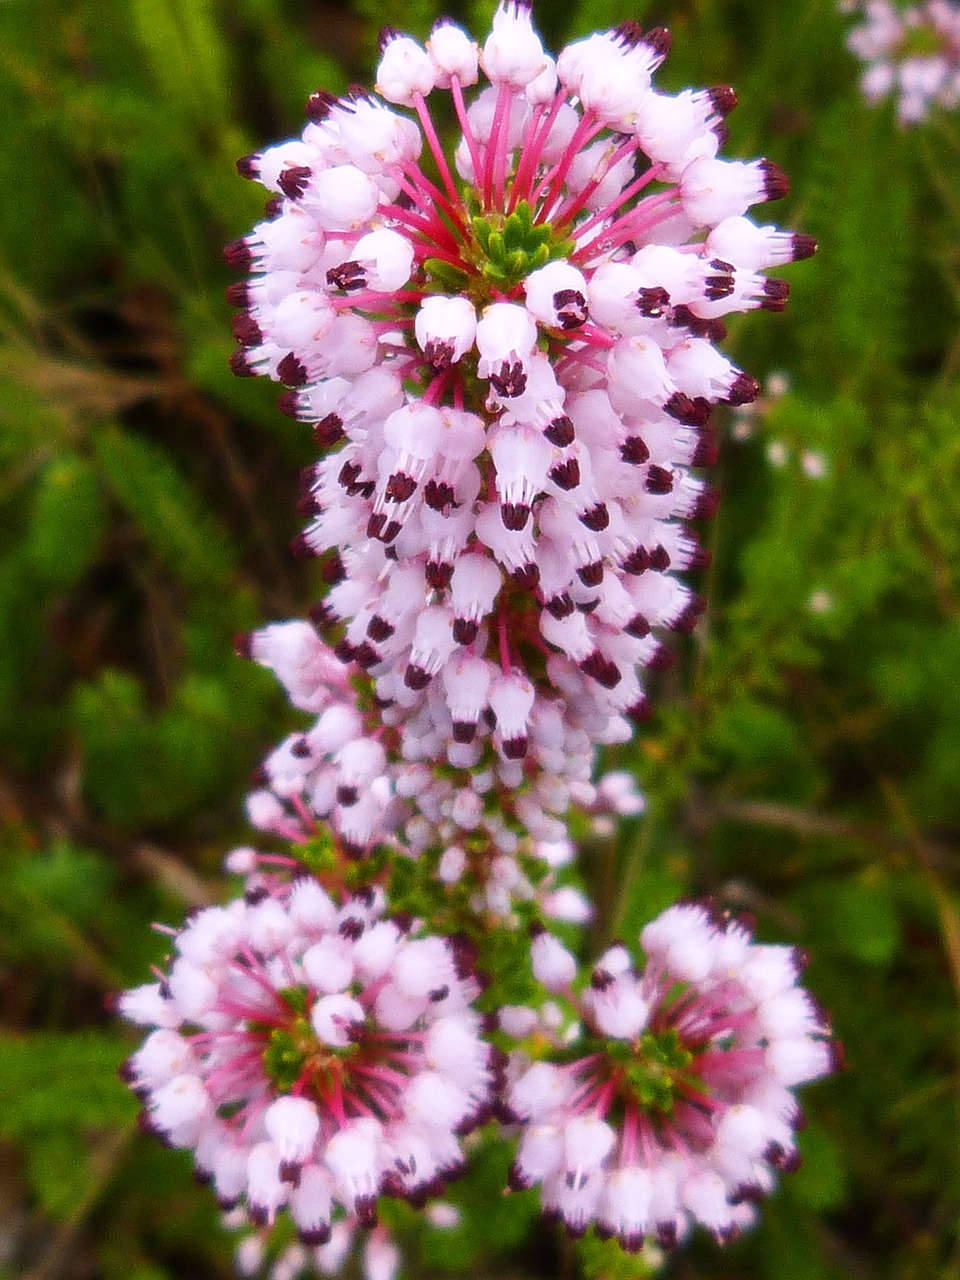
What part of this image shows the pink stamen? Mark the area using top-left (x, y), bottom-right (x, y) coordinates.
top-left (450, 75), bottom-right (485, 192)
top-left (397, 155), bottom-right (465, 231)
top-left (344, 1091), bottom-right (378, 1120)
top-left (352, 1060), bottom-right (410, 1089)
top-left (554, 349), bottom-right (607, 377)
top-left (330, 288), bottom-right (423, 313)
top-left (380, 195), bottom-right (460, 254)
top-left (620, 1102), bottom-right (641, 1166)
top-left (413, 91), bottom-right (464, 213)
top-left (577, 191), bottom-right (681, 263)
top-left (553, 139), bottom-right (649, 230)
top-left (510, 92), bottom-right (564, 210)
top-left (253, 853), bottom-right (300, 868)
top-left (485, 81), bottom-right (513, 207)
top-left (493, 83), bottom-right (518, 208)
top-left (290, 792), bottom-right (318, 834)
top-left (422, 368), bottom-right (455, 405)
top-left (567, 1077), bottom-right (612, 1116)
top-left (533, 109), bottom-right (604, 220)
top-left (567, 322), bottom-right (616, 350)
top-left (328, 1079), bottom-right (348, 1128)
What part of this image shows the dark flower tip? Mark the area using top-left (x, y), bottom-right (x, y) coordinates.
top-left (503, 735), bottom-right (528, 759)
top-left (224, 280), bottom-right (248, 307)
top-left (725, 371), bottom-right (761, 406)
top-left (544, 415), bottom-right (575, 446)
top-left (694, 486), bottom-right (720, 520)
top-left (315, 412), bottom-right (346, 448)
top-left (792, 232), bottom-right (818, 260)
top-left (511, 563), bottom-right (540, 590)
top-left (643, 25), bottom-right (672, 56)
top-left (222, 238), bottom-right (251, 269)
top-left (235, 153), bottom-right (258, 180)
top-left (672, 597), bottom-right (706, 634)
top-left (452, 617), bottom-right (479, 645)
top-left (691, 426), bottom-right (718, 467)
top-left (549, 459), bottom-right (580, 491)
top-left (289, 532), bottom-right (314, 560)
top-left (760, 159), bottom-right (790, 201)
top-left (626, 697), bottom-right (651, 725)
top-left (232, 311), bottom-right (262, 347)
top-left (306, 90), bottom-right (337, 122)
top-left (647, 643), bottom-right (675, 673)
top-left (277, 352), bottom-right (308, 387)
top-left (645, 464), bottom-right (675, 495)
top-left (278, 164), bottom-right (312, 200)
top-left (277, 389), bottom-right (301, 418)
top-left (579, 502), bottom-right (609, 531)
top-left (709, 85), bottom-right (738, 116)
top-left (426, 561), bottom-right (453, 589)
top-left (688, 541), bottom-right (712, 571)
top-left (404, 664), bottom-right (431, 691)
top-left (664, 390), bottom-right (712, 427)
top-left (299, 1226), bottom-right (332, 1247)
top-left (761, 278), bottom-right (790, 312)
top-left (233, 631), bottom-right (253, 659)
top-left (579, 650), bottom-right (621, 689)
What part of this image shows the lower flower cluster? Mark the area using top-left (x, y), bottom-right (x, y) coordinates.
top-left (121, 882), bottom-right (496, 1237)
top-left (506, 904), bottom-right (836, 1250)
top-left (122, 859), bottom-right (837, 1274)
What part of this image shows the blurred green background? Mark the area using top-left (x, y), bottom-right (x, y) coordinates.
top-left (1, 0), bottom-right (959, 1276)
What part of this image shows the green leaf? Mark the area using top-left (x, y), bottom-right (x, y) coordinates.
top-left (12, 839), bottom-right (115, 930)
top-left (790, 1125), bottom-right (849, 1212)
top-left (26, 1129), bottom-right (97, 1221)
top-left (130, 0), bottom-right (230, 125)
top-left (577, 1233), bottom-right (659, 1280)
top-left (92, 425), bottom-right (235, 588)
top-left (825, 876), bottom-right (900, 966)
top-left (417, 1134), bottom-right (538, 1269)
top-left (27, 455), bottom-right (107, 586)
top-left (0, 1031), bottom-right (137, 1136)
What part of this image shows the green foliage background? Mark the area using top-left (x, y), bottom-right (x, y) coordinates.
top-left (0, 0), bottom-right (958, 1276)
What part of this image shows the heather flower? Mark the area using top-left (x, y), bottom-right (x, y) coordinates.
top-left (503, 904), bottom-right (838, 1250)
top-left (119, 883), bottom-right (497, 1238)
top-left (228, 3), bottom-right (811, 769)
top-left (845, 0), bottom-right (960, 123)
top-left (227, 1200), bottom-right (452, 1280)
top-left (238, 618), bottom-right (640, 919)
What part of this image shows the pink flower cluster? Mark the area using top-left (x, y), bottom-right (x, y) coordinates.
top-left (505, 904), bottom-right (837, 1249)
top-left (121, 884), bottom-right (496, 1238)
top-left (240, 618), bottom-right (640, 920)
top-left (227, 1), bottom-right (813, 778)
top-left (845, 0), bottom-right (960, 123)
top-left (119, 5), bottom-right (835, 1274)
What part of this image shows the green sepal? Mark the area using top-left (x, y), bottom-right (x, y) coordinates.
top-left (423, 258), bottom-right (470, 292)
